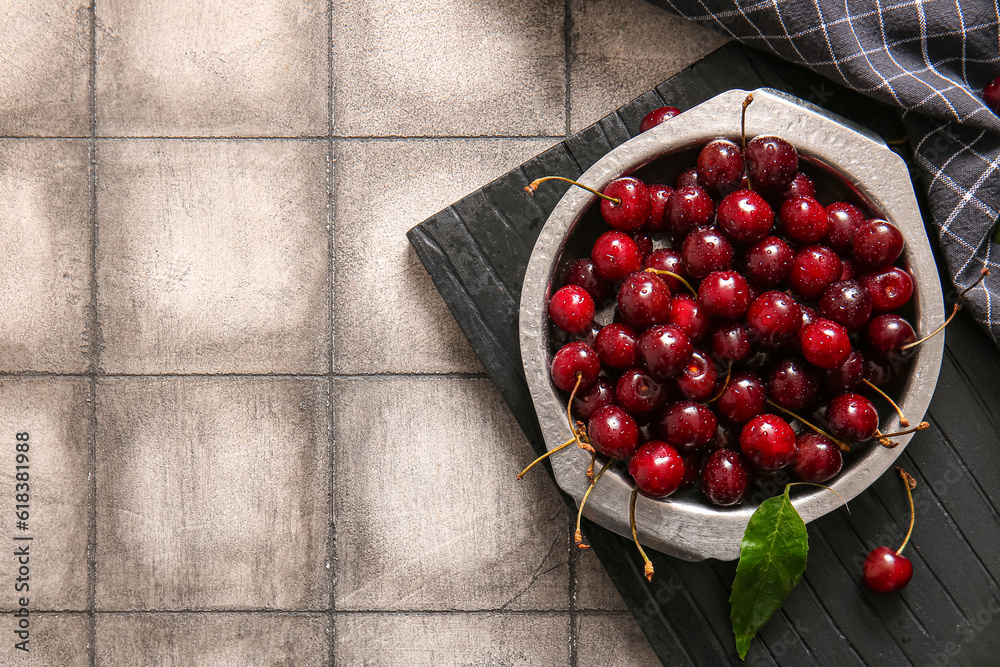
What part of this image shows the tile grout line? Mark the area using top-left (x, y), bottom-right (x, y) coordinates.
top-left (563, 2), bottom-right (575, 664)
top-left (327, 0), bottom-right (337, 664)
top-left (87, 0), bottom-right (98, 663)
top-left (0, 135), bottom-right (566, 141)
top-left (0, 371), bottom-right (491, 380)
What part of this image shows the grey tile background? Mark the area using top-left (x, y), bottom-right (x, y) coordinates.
top-left (0, 0), bottom-right (723, 661)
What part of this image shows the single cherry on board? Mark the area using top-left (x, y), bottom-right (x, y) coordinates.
top-left (863, 467), bottom-right (917, 593)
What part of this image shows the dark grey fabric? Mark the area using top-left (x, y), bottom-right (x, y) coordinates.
top-left (652, 0), bottom-right (1000, 343)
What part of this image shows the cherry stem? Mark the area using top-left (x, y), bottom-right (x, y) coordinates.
top-left (575, 458), bottom-right (613, 549)
top-left (876, 422), bottom-right (929, 448)
top-left (525, 176), bottom-right (621, 206)
top-left (585, 450), bottom-right (597, 483)
top-left (630, 486), bottom-right (655, 581)
top-left (741, 93), bottom-right (754, 190)
top-left (707, 361), bottom-right (732, 403)
top-left (517, 437), bottom-right (577, 480)
top-left (644, 268), bottom-right (697, 297)
top-left (895, 466), bottom-right (917, 555)
top-left (567, 373), bottom-right (595, 455)
top-left (901, 268), bottom-right (990, 351)
top-left (862, 378), bottom-right (910, 427)
top-left (766, 399), bottom-right (851, 452)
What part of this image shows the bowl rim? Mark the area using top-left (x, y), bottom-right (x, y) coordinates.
top-left (518, 88), bottom-right (945, 561)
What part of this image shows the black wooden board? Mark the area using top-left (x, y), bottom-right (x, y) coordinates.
top-left (407, 42), bottom-right (1000, 666)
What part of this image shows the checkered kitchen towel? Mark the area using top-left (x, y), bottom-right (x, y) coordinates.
top-left (651, 0), bottom-right (1000, 344)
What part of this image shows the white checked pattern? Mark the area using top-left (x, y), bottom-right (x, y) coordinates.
top-left (653, 0), bottom-right (1000, 342)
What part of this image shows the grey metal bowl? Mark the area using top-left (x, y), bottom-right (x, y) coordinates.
top-left (519, 88), bottom-right (945, 561)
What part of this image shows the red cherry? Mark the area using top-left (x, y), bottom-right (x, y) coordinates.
top-left (548, 285), bottom-right (595, 333)
top-left (659, 401), bottom-right (718, 453)
top-left (666, 185), bottom-right (715, 237)
top-left (745, 135), bottom-right (798, 196)
top-left (617, 272), bottom-right (672, 330)
top-left (616, 368), bottom-right (668, 416)
top-left (550, 341), bottom-right (601, 391)
top-left (697, 139), bottom-right (745, 198)
top-left (638, 325), bottom-right (693, 380)
top-left (793, 432), bottom-right (843, 483)
top-left (698, 270), bottom-right (752, 319)
top-left (632, 232), bottom-right (653, 259)
top-left (643, 249), bottom-right (686, 292)
top-left (853, 219), bottom-right (904, 269)
top-left (783, 172), bottom-right (815, 199)
top-left (863, 547), bottom-right (913, 593)
top-left (572, 378), bottom-right (616, 420)
top-left (594, 323), bottom-right (639, 370)
top-left (601, 177), bottom-right (651, 232)
top-left (827, 392), bottom-right (878, 442)
top-left (678, 349), bottom-right (719, 402)
top-left (711, 322), bottom-right (752, 363)
top-left (716, 190), bottom-right (774, 243)
top-left (823, 350), bottom-right (865, 394)
top-left (862, 266), bottom-right (913, 312)
top-left (681, 227), bottom-right (734, 280)
top-left (629, 440), bottom-right (686, 498)
top-left (739, 414), bottom-right (796, 470)
top-left (820, 280), bottom-right (873, 331)
top-left (668, 293), bottom-right (713, 342)
top-left (779, 195), bottom-right (828, 244)
top-left (746, 291), bottom-right (802, 347)
top-left (824, 202), bottom-right (866, 252)
top-left (592, 231), bottom-right (643, 281)
top-left (790, 245), bottom-right (843, 299)
top-left (767, 357), bottom-right (820, 411)
top-left (646, 184), bottom-right (674, 233)
top-left (701, 449), bottom-right (749, 506)
top-left (640, 106), bottom-right (681, 132)
top-left (800, 318), bottom-right (852, 370)
top-left (675, 167), bottom-right (699, 189)
top-left (588, 405), bottom-right (640, 460)
top-left (744, 236), bottom-right (793, 288)
top-left (865, 314), bottom-right (916, 366)
top-left (564, 258), bottom-right (612, 303)
top-left (716, 371), bottom-right (767, 424)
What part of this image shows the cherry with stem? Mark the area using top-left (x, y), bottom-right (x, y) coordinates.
top-left (863, 467), bottom-right (917, 592)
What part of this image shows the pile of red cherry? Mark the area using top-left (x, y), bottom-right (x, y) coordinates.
top-left (541, 103), bottom-right (929, 513)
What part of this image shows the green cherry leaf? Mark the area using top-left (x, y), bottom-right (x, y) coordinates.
top-left (730, 485), bottom-right (809, 660)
